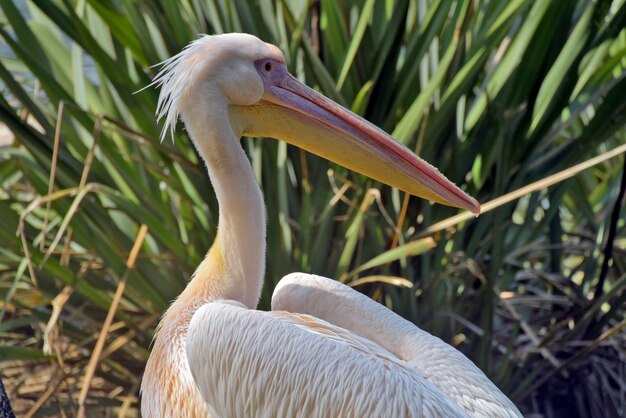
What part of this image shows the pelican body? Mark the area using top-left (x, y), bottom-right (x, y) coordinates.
top-left (140, 33), bottom-right (521, 418)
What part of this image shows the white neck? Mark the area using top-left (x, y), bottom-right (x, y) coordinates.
top-left (183, 102), bottom-right (266, 308)
top-left (141, 90), bottom-right (267, 418)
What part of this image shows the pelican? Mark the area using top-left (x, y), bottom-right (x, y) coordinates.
top-left (140, 33), bottom-right (521, 418)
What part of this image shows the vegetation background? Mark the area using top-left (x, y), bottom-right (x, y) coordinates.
top-left (0, 0), bottom-right (625, 416)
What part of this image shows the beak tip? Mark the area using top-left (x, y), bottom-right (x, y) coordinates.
top-left (470, 199), bottom-right (480, 216)
top-left (467, 197), bottom-right (481, 215)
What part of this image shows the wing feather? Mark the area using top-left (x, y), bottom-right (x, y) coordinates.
top-left (187, 301), bottom-right (466, 418)
top-left (272, 273), bottom-right (523, 418)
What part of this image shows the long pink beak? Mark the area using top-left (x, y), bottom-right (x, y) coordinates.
top-left (252, 60), bottom-right (480, 214)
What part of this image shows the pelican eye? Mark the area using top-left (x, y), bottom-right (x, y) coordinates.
top-left (264, 61), bottom-right (272, 72)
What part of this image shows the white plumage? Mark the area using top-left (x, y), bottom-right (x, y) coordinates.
top-left (189, 301), bottom-right (465, 417)
top-left (140, 33), bottom-right (521, 418)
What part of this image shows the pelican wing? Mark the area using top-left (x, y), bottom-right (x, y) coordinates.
top-left (187, 300), bottom-right (466, 418)
top-left (271, 273), bottom-right (523, 418)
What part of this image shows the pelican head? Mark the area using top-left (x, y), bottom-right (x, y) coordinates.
top-left (154, 33), bottom-right (479, 213)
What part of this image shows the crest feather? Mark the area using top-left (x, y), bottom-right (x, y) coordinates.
top-left (149, 35), bottom-right (213, 143)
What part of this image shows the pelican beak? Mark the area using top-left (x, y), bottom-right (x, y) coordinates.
top-left (239, 60), bottom-right (480, 214)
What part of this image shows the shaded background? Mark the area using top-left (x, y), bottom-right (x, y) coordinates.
top-left (0, 0), bottom-right (625, 416)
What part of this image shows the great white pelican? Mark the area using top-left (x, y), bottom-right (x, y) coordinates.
top-left (140, 33), bottom-right (521, 418)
